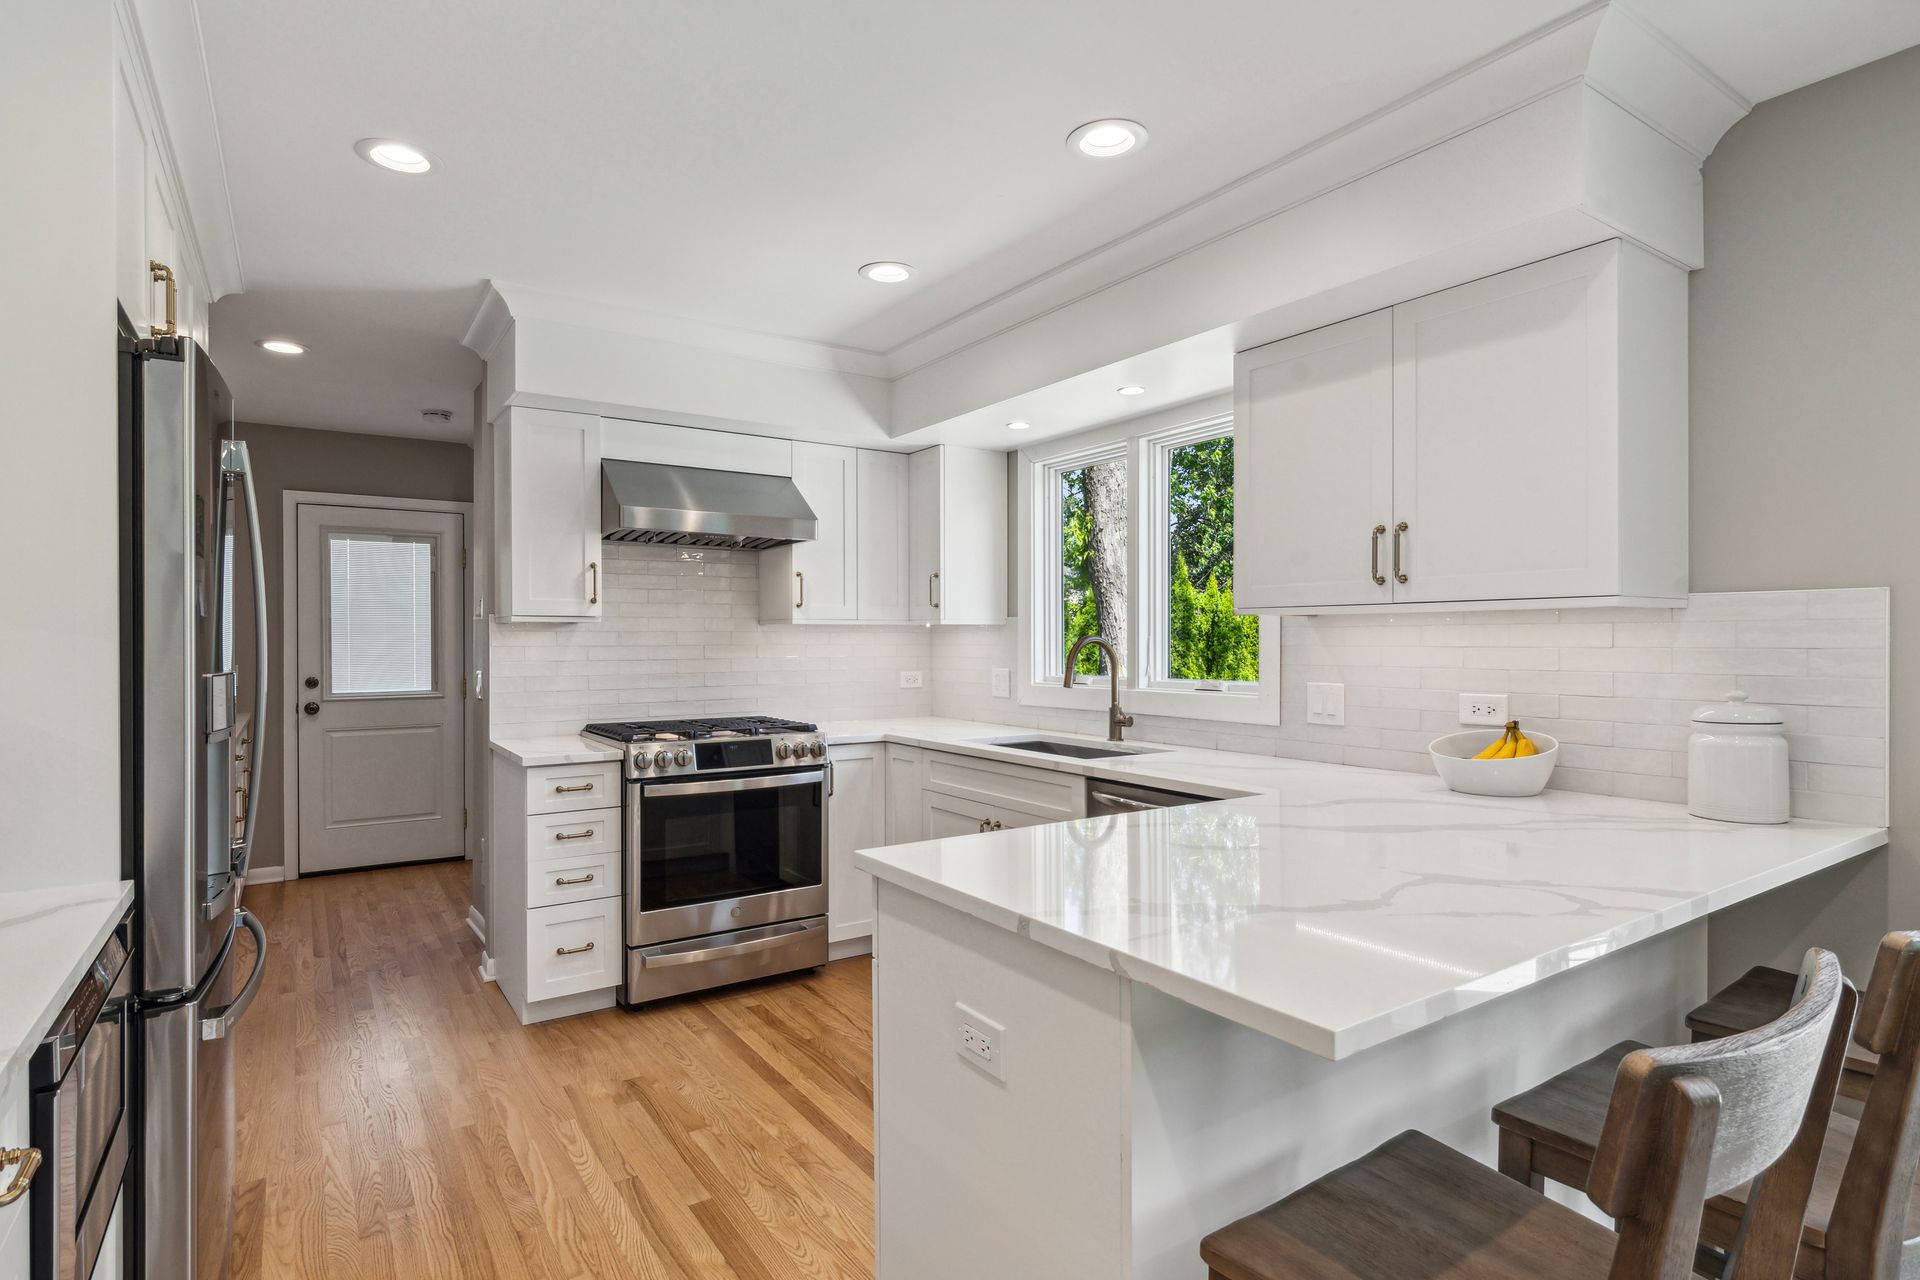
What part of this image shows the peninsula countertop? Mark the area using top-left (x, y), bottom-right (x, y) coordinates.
top-left (834, 720), bottom-right (1889, 1059)
top-left (0, 880), bottom-right (134, 1092)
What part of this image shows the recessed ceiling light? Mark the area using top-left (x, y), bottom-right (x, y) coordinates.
top-left (1117, 385), bottom-right (1146, 396)
top-left (354, 137), bottom-right (435, 174)
top-left (1068, 118), bottom-right (1148, 158)
top-left (256, 339), bottom-right (306, 355)
top-left (1006, 420), bottom-right (1032, 431)
top-left (859, 261), bottom-right (915, 284)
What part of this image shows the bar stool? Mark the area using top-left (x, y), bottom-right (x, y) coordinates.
top-left (1201, 950), bottom-right (1849, 1280)
top-left (1492, 932), bottom-right (1920, 1279)
top-left (1690, 965), bottom-right (1878, 1104)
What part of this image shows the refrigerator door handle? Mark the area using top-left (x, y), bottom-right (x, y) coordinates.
top-left (200, 908), bottom-right (266, 1040)
top-left (222, 440), bottom-right (269, 881)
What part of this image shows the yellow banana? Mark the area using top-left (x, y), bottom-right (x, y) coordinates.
top-left (1512, 732), bottom-right (1538, 758)
top-left (1473, 727), bottom-right (1514, 760)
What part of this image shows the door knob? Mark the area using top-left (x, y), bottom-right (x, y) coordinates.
top-left (303, 675), bottom-right (319, 689)
top-left (302, 701), bottom-right (320, 716)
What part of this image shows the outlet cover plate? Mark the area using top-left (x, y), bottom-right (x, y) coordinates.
top-left (1459, 693), bottom-right (1510, 725)
top-left (990, 668), bottom-right (1011, 698)
top-left (899, 670), bottom-right (924, 689)
top-left (955, 1002), bottom-right (1007, 1081)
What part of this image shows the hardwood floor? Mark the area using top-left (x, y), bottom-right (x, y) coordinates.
top-left (231, 860), bottom-right (876, 1279)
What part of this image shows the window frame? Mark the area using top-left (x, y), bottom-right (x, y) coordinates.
top-left (1016, 398), bottom-right (1279, 726)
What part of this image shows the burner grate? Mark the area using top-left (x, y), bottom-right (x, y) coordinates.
top-left (583, 715), bottom-right (818, 744)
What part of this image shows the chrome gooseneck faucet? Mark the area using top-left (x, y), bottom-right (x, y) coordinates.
top-left (1063, 635), bottom-right (1135, 742)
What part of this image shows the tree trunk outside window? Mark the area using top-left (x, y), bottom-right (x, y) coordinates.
top-left (1084, 459), bottom-right (1128, 677)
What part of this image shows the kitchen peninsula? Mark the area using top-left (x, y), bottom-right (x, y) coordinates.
top-left (848, 728), bottom-right (1888, 1280)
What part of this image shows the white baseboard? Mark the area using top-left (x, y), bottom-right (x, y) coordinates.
top-left (465, 904), bottom-right (486, 946)
top-left (243, 865), bottom-right (286, 886)
top-left (477, 952), bottom-right (496, 984)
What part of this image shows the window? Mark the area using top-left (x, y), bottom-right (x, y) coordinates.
top-left (1022, 406), bottom-right (1276, 723)
top-left (327, 531), bottom-right (437, 695)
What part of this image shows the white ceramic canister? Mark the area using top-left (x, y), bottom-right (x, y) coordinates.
top-left (1687, 692), bottom-right (1790, 824)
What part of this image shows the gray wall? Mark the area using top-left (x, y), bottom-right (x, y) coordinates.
top-left (1694, 44), bottom-right (1919, 983)
top-left (235, 422), bottom-right (473, 873)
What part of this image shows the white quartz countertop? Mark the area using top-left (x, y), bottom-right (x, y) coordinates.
top-left (490, 734), bottom-right (623, 767)
top-left (837, 719), bottom-right (1889, 1060)
top-left (0, 880), bottom-right (134, 1091)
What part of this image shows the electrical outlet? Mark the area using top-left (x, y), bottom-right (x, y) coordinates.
top-left (990, 668), bottom-right (1011, 698)
top-left (1459, 693), bottom-right (1510, 725)
top-left (1306, 682), bottom-right (1345, 726)
top-left (955, 1003), bottom-right (1007, 1081)
top-left (899, 670), bottom-right (924, 689)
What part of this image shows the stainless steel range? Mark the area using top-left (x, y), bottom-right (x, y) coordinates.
top-left (582, 716), bottom-right (830, 1005)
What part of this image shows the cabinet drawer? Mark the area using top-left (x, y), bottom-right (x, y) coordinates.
top-left (923, 750), bottom-right (1082, 821)
top-left (527, 851), bottom-right (620, 908)
top-left (525, 807), bottom-right (621, 860)
top-left (526, 900), bottom-right (621, 1000)
top-left (525, 763), bottom-right (621, 815)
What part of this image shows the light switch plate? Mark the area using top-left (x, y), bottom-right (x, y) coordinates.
top-left (899, 670), bottom-right (924, 689)
top-left (1306, 681), bottom-right (1345, 726)
top-left (1459, 693), bottom-right (1509, 725)
top-left (990, 668), bottom-right (1011, 698)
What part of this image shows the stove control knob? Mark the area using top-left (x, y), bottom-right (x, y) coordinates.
top-left (673, 747), bottom-right (693, 767)
top-left (651, 749), bottom-right (674, 770)
top-left (808, 739), bottom-right (827, 759)
top-left (775, 740), bottom-right (792, 760)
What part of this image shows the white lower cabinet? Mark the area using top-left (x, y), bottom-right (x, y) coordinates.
top-left (920, 750), bottom-right (1083, 824)
top-left (885, 745), bottom-right (924, 844)
top-left (920, 790), bottom-right (1051, 837)
top-left (491, 754), bottom-right (625, 1023)
top-left (827, 743), bottom-right (885, 949)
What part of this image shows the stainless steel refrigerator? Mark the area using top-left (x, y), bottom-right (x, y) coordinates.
top-left (119, 314), bottom-right (269, 1280)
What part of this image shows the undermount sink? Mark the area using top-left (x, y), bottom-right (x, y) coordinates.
top-left (974, 736), bottom-right (1167, 761)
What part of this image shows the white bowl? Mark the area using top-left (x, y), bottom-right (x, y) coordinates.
top-left (1429, 729), bottom-right (1559, 797)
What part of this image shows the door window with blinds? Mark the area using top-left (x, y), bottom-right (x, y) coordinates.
top-left (324, 530), bottom-right (439, 696)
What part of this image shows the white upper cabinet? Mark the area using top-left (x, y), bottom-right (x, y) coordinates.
top-left (1235, 240), bottom-right (1687, 613)
top-left (1235, 310), bottom-right (1396, 610)
top-left (113, 22), bottom-right (208, 341)
top-left (856, 450), bottom-right (911, 622)
top-left (909, 446), bottom-right (1008, 626)
top-left (760, 442), bottom-right (858, 621)
top-left (497, 408), bottom-right (603, 621)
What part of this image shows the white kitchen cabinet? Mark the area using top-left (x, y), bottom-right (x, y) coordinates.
top-left (908, 446), bottom-right (1009, 625)
top-left (113, 20), bottom-right (208, 341)
top-left (856, 450), bottom-right (911, 621)
top-left (760, 442), bottom-right (858, 622)
top-left (496, 407), bottom-right (603, 621)
top-left (885, 745), bottom-right (924, 843)
top-left (827, 742), bottom-right (885, 948)
top-left (1234, 240), bottom-right (1687, 613)
top-left (920, 790), bottom-right (1052, 837)
top-left (919, 750), bottom-right (1084, 824)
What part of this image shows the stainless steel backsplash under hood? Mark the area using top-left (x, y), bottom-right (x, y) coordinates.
top-left (601, 458), bottom-right (818, 549)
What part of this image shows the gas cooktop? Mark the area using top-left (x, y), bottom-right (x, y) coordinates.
top-left (582, 715), bottom-right (818, 744)
top-left (584, 716), bottom-right (827, 780)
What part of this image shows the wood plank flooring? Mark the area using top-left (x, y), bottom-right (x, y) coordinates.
top-left (231, 860), bottom-right (876, 1279)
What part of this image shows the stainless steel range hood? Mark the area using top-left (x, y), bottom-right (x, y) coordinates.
top-left (601, 458), bottom-right (817, 549)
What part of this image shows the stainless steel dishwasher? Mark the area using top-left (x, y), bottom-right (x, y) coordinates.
top-left (1084, 778), bottom-right (1210, 815)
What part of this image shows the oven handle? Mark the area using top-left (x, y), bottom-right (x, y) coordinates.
top-left (644, 770), bottom-right (824, 799)
top-left (641, 920), bottom-right (822, 969)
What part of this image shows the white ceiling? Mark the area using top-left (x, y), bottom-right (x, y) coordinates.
top-left (192, 0), bottom-right (1920, 442)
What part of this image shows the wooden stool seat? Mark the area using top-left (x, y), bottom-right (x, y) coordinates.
top-left (1201, 1130), bottom-right (1620, 1280)
top-left (1692, 967), bottom-right (1878, 1102)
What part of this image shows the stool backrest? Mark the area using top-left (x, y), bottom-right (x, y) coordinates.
top-left (1829, 930), bottom-right (1920, 1278)
top-left (1589, 948), bottom-right (1848, 1280)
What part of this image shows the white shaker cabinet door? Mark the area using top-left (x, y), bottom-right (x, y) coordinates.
top-left (1390, 244), bottom-right (1619, 604)
top-left (856, 450), bottom-right (911, 621)
top-left (827, 742), bottom-right (885, 943)
top-left (500, 407), bottom-right (602, 620)
top-left (907, 449), bottom-right (943, 623)
top-left (789, 442), bottom-right (858, 621)
top-left (1233, 310), bottom-right (1396, 610)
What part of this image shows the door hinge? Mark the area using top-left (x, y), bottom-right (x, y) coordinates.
top-left (461, 675), bottom-right (468, 698)
top-left (463, 807), bottom-right (469, 829)
top-left (462, 548), bottom-right (468, 572)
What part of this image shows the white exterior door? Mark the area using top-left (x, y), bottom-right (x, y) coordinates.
top-left (790, 442), bottom-right (858, 621)
top-left (1234, 310), bottom-right (1396, 609)
top-left (295, 503), bottom-right (466, 874)
top-left (1391, 244), bottom-right (1619, 603)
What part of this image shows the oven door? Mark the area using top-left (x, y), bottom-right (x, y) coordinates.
top-left (627, 768), bottom-right (828, 944)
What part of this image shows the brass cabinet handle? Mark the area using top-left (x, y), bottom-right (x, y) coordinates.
top-left (930, 571), bottom-right (941, 609)
top-left (992, 820), bottom-right (1003, 830)
top-left (1392, 521), bottom-right (1409, 584)
top-left (553, 828), bottom-right (595, 841)
top-left (148, 261), bottom-right (178, 338)
top-left (795, 571), bottom-right (804, 610)
top-left (555, 941), bottom-right (596, 956)
top-left (588, 561), bottom-right (600, 605)
top-left (553, 782), bottom-right (594, 794)
top-left (554, 872), bottom-right (596, 886)
top-left (978, 818), bottom-right (990, 832)
top-left (1369, 524), bottom-right (1388, 586)
top-left (0, 1147), bottom-right (41, 1206)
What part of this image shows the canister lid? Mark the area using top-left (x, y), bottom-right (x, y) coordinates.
top-left (1691, 691), bottom-right (1784, 725)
